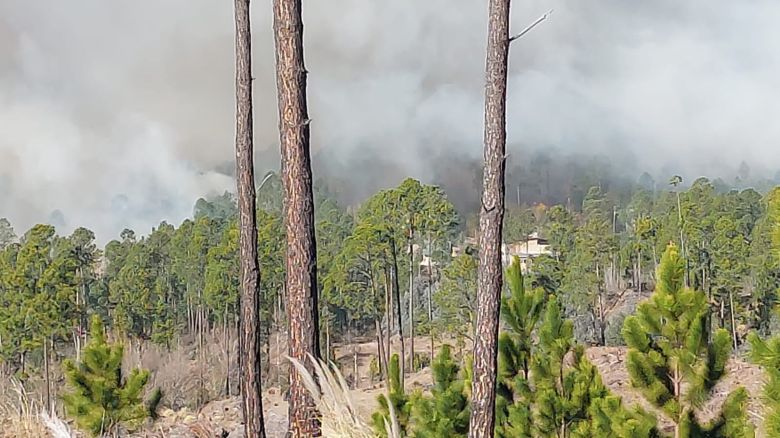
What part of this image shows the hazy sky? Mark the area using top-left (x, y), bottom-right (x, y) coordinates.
top-left (2, 0), bottom-right (779, 242)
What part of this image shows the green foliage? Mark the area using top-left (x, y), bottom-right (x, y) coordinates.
top-left (373, 354), bottom-right (412, 436)
top-left (433, 254), bottom-right (477, 341)
top-left (496, 259), bottom-right (653, 437)
top-left (496, 257), bottom-right (544, 437)
top-left (62, 316), bottom-right (154, 436)
top-left (748, 332), bottom-right (780, 435)
top-left (410, 345), bottom-right (470, 437)
top-left (622, 243), bottom-right (751, 435)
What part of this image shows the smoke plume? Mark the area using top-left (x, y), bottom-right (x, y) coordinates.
top-left (2, 0), bottom-right (779, 241)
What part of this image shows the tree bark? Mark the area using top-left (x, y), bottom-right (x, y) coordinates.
top-left (408, 236), bottom-right (415, 372)
top-left (427, 236), bottom-right (435, 363)
top-left (390, 237), bottom-right (405, 387)
top-left (469, 0), bottom-right (510, 436)
top-left (729, 289), bottom-right (738, 349)
top-left (225, 302), bottom-right (231, 397)
top-left (272, 0), bottom-right (321, 434)
top-left (44, 338), bottom-right (51, 414)
top-left (233, 0), bottom-right (266, 435)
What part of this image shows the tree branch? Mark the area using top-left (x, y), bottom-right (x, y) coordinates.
top-left (509, 9), bottom-right (553, 43)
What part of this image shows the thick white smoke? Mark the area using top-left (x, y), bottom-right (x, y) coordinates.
top-left (1, 0), bottom-right (779, 241)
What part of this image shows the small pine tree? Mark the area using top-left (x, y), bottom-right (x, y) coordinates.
top-left (373, 353), bottom-right (412, 436)
top-left (748, 332), bottom-right (780, 436)
top-left (586, 394), bottom-right (658, 438)
top-left (410, 344), bottom-right (470, 437)
top-left (622, 243), bottom-right (753, 437)
top-left (534, 296), bottom-right (657, 437)
top-left (495, 257), bottom-right (544, 437)
top-left (62, 315), bottom-right (155, 436)
top-left (496, 256), bottom-right (652, 437)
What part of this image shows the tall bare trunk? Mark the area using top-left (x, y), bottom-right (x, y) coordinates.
top-left (376, 318), bottom-right (387, 381)
top-left (325, 312), bottom-right (331, 362)
top-left (408, 237), bottom-right (415, 372)
top-left (273, 0), bottom-right (320, 433)
top-left (390, 237), bottom-right (405, 387)
top-left (384, 268), bottom-right (392, 366)
top-left (224, 303), bottom-right (231, 397)
top-left (233, 0), bottom-right (266, 435)
top-left (44, 338), bottom-right (51, 414)
top-left (469, 0), bottom-right (510, 435)
top-left (427, 236), bottom-right (435, 362)
top-left (729, 289), bottom-right (738, 349)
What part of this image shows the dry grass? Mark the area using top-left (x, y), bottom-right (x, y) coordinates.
top-left (288, 354), bottom-right (400, 438)
top-left (123, 330), bottom-right (241, 410)
top-left (0, 373), bottom-right (74, 437)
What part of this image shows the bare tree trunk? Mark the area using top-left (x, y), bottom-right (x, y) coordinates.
top-left (408, 237), bottom-right (415, 372)
top-left (376, 318), bottom-right (387, 380)
top-left (198, 303), bottom-right (205, 407)
top-left (469, 0), bottom-right (510, 435)
top-left (729, 289), bottom-right (738, 349)
top-left (225, 303), bottom-right (231, 397)
top-left (325, 312), bottom-right (331, 362)
top-left (427, 236), bottom-right (435, 363)
top-left (233, 0), bottom-right (266, 435)
top-left (44, 338), bottom-right (51, 414)
top-left (272, 0), bottom-right (321, 434)
top-left (637, 249), bottom-right (642, 292)
top-left (390, 237), bottom-right (405, 388)
top-left (384, 268), bottom-right (392, 366)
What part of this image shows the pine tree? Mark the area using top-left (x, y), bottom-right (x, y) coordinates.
top-left (622, 243), bottom-right (752, 437)
top-left (372, 353), bottom-right (412, 437)
top-left (495, 257), bottom-right (544, 437)
top-left (410, 345), bottom-right (470, 437)
top-left (745, 187), bottom-right (780, 437)
top-left (495, 256), bottom-right (653, 437)
top-left (748, 330), bottom-right (780, 435)
top-left (62, 315), bottom-right (155, 436)
top-left (533, 296), bottom-right (657, 437)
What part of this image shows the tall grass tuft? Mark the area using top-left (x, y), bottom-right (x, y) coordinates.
top-left (0, 376), bottom-right (50, 437)
top-left (288, 354), bottom-right (400, 438)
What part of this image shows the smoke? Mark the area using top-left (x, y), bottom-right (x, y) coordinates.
top-left (1, 0), bottom-right (779, 242)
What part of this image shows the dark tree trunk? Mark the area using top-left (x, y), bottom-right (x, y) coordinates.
top-left (390, 237), bottom-right (405, 387)
top-left (469, 0), bottom-right (510, 436)
top-left (224, 302), bottom-right (232, 397)
top-left (272, 0), bottom-right (321, 434)
top-left (233, 0), bottom-right (266, 435)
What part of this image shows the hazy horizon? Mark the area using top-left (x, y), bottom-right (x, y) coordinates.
top-left (2, 0), bottom-right (780, 242)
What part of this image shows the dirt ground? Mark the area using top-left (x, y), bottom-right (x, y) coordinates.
top-left (136, 337), bottom-right (768, 437)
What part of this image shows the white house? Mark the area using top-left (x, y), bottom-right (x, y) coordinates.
top-left (502, 232), bottom-right (552, 272)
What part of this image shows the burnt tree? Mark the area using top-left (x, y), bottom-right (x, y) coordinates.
top-left (468, 0), bottom-right (511, 436)
top-left (233, 0), bottom-right (266, 436)
top-left (272, 0), bottom-right (321, 435)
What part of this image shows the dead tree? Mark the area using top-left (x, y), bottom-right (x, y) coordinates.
top-left (272, 0), bottom-right (321, 435)
top-left (233, 0), bottom-right (266, 436)
top-left (468, 5), bottom-right (550, 437)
